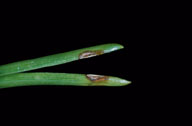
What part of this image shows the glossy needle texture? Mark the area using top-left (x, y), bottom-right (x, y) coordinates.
top-left (0, 43), bottom-right (131, 88)
top-left (0, 43), bottom-right (123, 77)
top-left (0, 73), bottom-right (131, 88)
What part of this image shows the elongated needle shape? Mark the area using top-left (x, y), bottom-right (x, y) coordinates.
top-left (0, 73), bottom-right (131, 88)
top-left (0, 43), bottom-right (123, 77)
top-left (0, 43), bottom-right (131, 88)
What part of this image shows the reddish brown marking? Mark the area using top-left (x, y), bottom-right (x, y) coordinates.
top-left (86, 74), bottom-right (109, 82)
top-left (79, 50), bottom-right (104, 59)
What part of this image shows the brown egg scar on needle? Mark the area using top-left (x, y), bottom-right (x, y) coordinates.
top-left (86, 74), bottom-right (109, 82)
top-left (79, 50), bottom-right (104, 59)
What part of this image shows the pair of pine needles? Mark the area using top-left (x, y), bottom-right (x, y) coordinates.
top-left (0, 43), bottom-right (131, 88)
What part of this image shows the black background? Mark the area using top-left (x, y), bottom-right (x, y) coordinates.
top-left (0, 2), bottom-right (185, 124)
top-left (0, 3), bottom-right (163, 113)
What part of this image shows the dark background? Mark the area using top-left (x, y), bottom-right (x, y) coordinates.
top-left (0, 2), bottom-right (184, 124)
top-left (0, 3), bottom-right (161, 110)
top-left (0, 26), bottom-right (146, 99)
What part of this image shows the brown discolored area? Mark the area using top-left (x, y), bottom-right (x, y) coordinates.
top-left (79, 50), bottom-right (104, 59)
top-left (86, 74), bottom-right (109, 82)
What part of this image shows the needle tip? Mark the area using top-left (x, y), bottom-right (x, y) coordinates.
top-left (106, 76), bottom-right (131, 86)
top-left (104, 43), bottom-right (124, 53)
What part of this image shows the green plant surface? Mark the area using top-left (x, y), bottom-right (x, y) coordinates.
top-left (0, 73), bottom-right (131, 88)
top-left (0, 43), bottom-right (131, 88)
